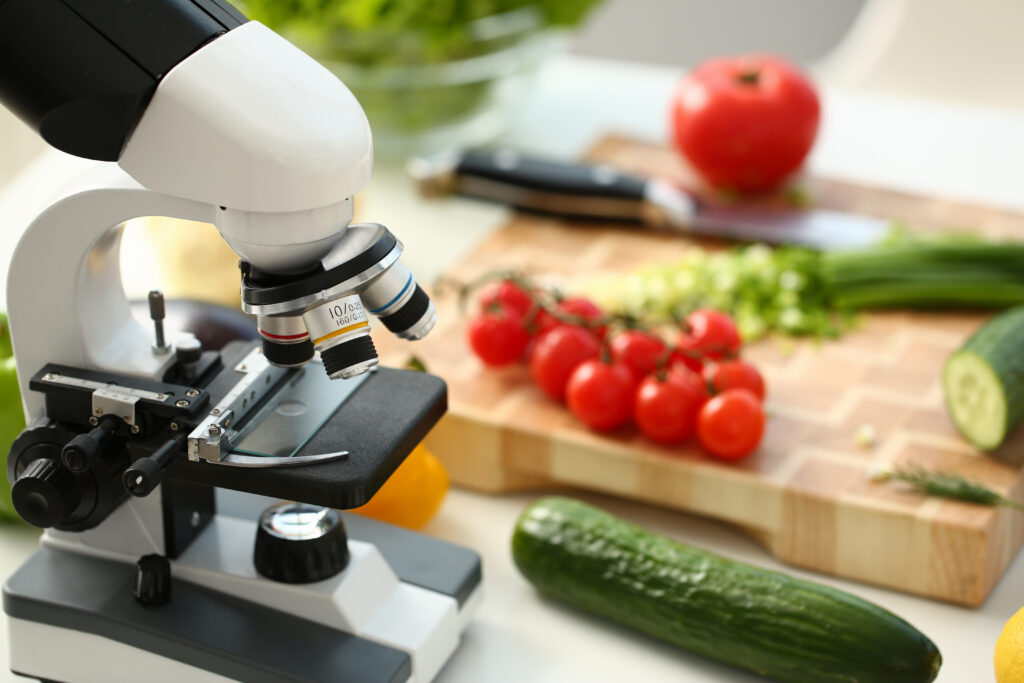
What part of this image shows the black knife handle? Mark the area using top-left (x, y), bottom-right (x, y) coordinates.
top-left (453, 149), bottom-right (650, 222)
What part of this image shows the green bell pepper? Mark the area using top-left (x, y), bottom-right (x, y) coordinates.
top-left (0, 313), bottom-right (25, 521)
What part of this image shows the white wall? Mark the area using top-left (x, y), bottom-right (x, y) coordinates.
top-left (0, 109), bottom-right (43, 190)
top-left (571, 0), bottom-right (865, 67)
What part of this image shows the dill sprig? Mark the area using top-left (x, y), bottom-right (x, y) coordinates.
top-left (870, 463), bottom-right (1024, 511)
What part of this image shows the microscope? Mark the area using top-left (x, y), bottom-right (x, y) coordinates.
top-left (0, 2), bottom-right (480, 681)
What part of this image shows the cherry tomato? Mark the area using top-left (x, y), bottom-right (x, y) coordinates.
top-left (558, 298), bottom-right (606, 336)
top-left (478, 280), bottom-right (534, 318)
top-left (670, 350), bottom-right (704, 375)
top-left (609, 330), bottom-right (668, 383)
top-left (466, 306), bottom-right (530, 367)
top-left (670, 54), bottom-right (820, 192)
top-left (697, 389), bottom-right (765, 460)
top-left (529, 325), bottom-right (601, 401)
top-left (677, 309), bottom-right (742, 362)
top-left (704, 360), bottom-right (765, 400)
top-left (634, 369), bottom-right (707, 444)
top-left (532, 297), bottom-right (606, 338)
top-left (566, 359), bottom-right (635, 431)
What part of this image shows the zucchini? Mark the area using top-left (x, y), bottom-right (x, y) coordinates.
top-left (944, 306), bottom-right (1024, 450)
top-left (512, 497), bottom-right (941, 683)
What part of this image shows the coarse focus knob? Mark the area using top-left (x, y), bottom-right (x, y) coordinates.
top-left (135, 554), bottom-right (172, 606)
top-left (11, 459), bottom-right (80, 528)
top-left (253, 503), bottom-right (349, 584)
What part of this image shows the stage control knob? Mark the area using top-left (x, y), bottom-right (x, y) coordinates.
top-left (253, 502), bottom-right (349, 583)
top-left (61, 416), bottom-right (119, 472)
top-left (11, 458), bottom-right (80, 528)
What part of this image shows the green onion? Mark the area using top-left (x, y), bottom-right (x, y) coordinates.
top-left (833, 281), bottom-right (1024, 310)
top-left (584, 227), bottom-right (1024, 341)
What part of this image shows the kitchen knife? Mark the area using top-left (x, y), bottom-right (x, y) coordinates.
top-left (408, 148), bottom-right (890, 250)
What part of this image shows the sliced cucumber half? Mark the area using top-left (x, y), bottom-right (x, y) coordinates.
top-left (944, 350), bottom-right (1008, 450)
top-left (943, 306), bottom-right (1024, 451)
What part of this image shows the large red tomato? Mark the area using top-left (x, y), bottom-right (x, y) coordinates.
top-left (670, 54), bottom-right (820, 192)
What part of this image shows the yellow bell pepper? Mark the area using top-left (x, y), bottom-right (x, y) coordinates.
top-left (350, 444), bottom-right (449, 530)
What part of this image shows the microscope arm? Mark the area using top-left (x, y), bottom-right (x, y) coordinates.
top-left (6, 163), bottom-right (215, 418)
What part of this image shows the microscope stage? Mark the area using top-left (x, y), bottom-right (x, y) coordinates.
top-left (166, 342), bottom-right (447, 509)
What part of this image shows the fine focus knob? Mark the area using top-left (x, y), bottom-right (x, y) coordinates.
top-left (253, 503), bottom-right (349, 584)
top-left (135, 554), bottom-right (172, 606)
top-left (12, 459), bottom-right (80, 528)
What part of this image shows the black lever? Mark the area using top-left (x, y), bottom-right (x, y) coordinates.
top-left (61, 416), bottom-right (120, 472)
top-left (123, 434), bottom-right (185, 497)
top-left (149, 289), bottom-right (169, 354)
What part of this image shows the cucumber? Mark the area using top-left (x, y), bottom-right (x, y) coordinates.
top-left (512, 497), bottom-right (941, 683)
top-left (944, 306), bottom-right (1024, 450)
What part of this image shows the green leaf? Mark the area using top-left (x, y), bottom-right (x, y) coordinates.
top-left (404, 355), bottom-right (429, 373)
top-left (238, 0), bottom-right (604, 55)
top-left (0, 312), bottom-right (12, 358)
top-left (0, 355), bottom-right (25, 522)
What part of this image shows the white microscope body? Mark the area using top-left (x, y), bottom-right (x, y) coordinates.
top-left (2, 14), bottom-right (477, 683)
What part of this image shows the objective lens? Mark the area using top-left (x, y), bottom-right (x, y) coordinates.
top-left (302, 295), bottom-right (378, 379)
top-left (257, 315), bottom-right (315, 368)
top-left (359, 261), bottom-right (436, 341)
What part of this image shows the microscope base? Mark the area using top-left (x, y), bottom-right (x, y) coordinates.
top-left (5, 520), bottom-right (481, 683)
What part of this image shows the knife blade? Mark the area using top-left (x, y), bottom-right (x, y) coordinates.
top-left (408, 148), bottom-right (890, 250)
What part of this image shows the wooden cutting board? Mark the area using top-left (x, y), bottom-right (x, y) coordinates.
top-left (378, 135), bottom-right (1024, 607)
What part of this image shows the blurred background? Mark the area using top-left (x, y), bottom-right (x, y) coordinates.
top-left (4, 0), bottom-right (1023, 177)
top-left (573, 0), bottom-right (864, 66)
top-left (4, 0), bottom-right (1022, 310)
top-left (0, 0), bottom-right (863, 183)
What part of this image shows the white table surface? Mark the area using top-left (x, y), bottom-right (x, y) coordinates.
top-left (3, 54), bottom-right (1024, 682)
